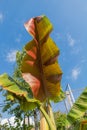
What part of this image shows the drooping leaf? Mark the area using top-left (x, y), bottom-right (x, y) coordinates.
top-left (20, 97), bottom-right (41, 111)
top-left (0, 73), bottom-right (41, 111)
top-left (0, 73), bottom-right (27, 96)
top-left (21, 15), bottom-right (63, 102)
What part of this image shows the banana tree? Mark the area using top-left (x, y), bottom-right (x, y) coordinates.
top-left (0, 15), bottom-right (64, 130)
top-left (21, 15), bottom-right (63, 130)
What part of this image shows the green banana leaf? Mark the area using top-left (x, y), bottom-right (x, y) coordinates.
top-left (0, 73), bottom-right (41, 111)
top-left (67, 87), bottom-right (87, 125)
top-left (68, 118), bottom-right (87, 130)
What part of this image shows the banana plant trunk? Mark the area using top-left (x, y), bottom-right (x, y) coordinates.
top-left (39, 103), bottom-right (56, 130)
top-left (40, 113), bottom-right (49, 130)
top-left (47, 102), bottom-right (56, 129)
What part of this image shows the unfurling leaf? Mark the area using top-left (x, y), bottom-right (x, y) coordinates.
top-left (21, 15), bottom-right (63, 102)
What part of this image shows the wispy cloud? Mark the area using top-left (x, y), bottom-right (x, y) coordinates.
top-left (80, 57), bottom-right (87, 64)
top-left (53, 32), bottom-right (61, 40)
top-left (71, 47), bottom-right (81, 55)
top-left (15, 34), bottom-right (22, 43)
top-left (6, 50), bottom-right (17, 62)
top-left (15, 37), bottom-right (21, 43)
top-left (67, 33), bottom-right (75, 47)
top-left (0, 12), bottom-right (4, 23)
top-left (71, 67), bottom-right (81, 80)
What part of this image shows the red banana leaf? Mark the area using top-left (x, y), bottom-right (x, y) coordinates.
top-left (21, 15), bottom-right (63, 102)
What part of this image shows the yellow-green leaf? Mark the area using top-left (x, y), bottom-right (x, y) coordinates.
top-left (67, 87), bottom-right (87, 125)
top-left (21, 15), bottom-right (63, 102)
top-left (0, 73), bottom-right (41, 110)
top-left (24, 15), bottom-right (53, 43)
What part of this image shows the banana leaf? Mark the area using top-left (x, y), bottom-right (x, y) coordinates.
top-left (21, 15), bottom-right (63, 102)
top-left (67, 87), bottom-right (87, 124)
top-left (0, 73), bottom-right (41, 111)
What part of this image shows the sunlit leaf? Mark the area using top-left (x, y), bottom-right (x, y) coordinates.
top-left (67, 87), bottom-right (87, 124)
top-left (24, 15), bottom-right (53, 43)
top-left (0, 73), bottom-right (41, 110)
top-left (50, 88), bottom-right (65, 102)
top-left (6, 92), bottom-right (15, 101)
top-left (21, 15), bottom-right (63, 102)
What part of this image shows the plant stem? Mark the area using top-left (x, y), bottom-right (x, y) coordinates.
top-left (39, 105), bottom-right (56, 130)
top-left (47, 102), bottom-right (56, 129)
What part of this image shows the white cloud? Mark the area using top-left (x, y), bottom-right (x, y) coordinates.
top-left (6, 50), bottom-right (17, 62)
top-left (67, 34), bottom-right (75, 47)
top-left (81, 58), bottom-right (87, 63)
top-left (71, 67), bottom-right (81, 80)
top-left (53, 32), bottom-right (61, 40)
top-left (71, 47), bottom-right (81, 55)
top-left (15, 34), bottom-right (22, 43)
top-left (15, 38), bottom-right (21, 43)
top-left (0, 12), bottom-right (4, 23)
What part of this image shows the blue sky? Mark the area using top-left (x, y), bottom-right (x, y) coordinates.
top-left (0, 0), bottom-right (87, 117)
